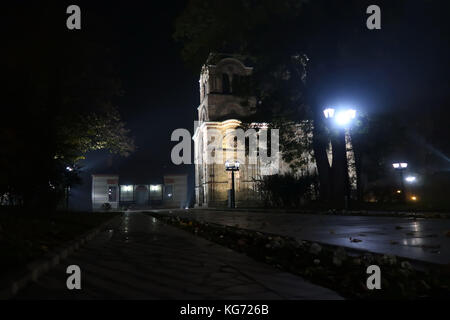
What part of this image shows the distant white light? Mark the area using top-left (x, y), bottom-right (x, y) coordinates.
top-left (122, 185), bottom-right (133, 192)
top-left (150, 185), bottom-right (161, 191)
top-left (66, 166), bottom-right (73, 172)
top-left (393, 162), bottom-right (407, 169)
top-left (405, 176), bottom-right (416, 183)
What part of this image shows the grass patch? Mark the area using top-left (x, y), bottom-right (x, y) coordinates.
top-left (0, 210), bottom-right (120, 275)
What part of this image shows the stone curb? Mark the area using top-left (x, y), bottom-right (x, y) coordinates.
top-left (184, 207), bottom-right (450, 219)
top-left (0, 215), bottom-right (119, 300)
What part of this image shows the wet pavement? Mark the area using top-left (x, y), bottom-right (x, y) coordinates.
top-left (172, 209), bottom-right (450, 265)
top-left (15, 212), bottom-right (341, 299)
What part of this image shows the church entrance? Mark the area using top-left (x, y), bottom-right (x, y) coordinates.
top-left (135, 185), bottom-right (149, 205)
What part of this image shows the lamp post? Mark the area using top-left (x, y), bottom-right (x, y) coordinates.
top-left (392, 162), bottom-right (408, 203)
top-left (323, 107), bottom-right (357, 209)
top-left (225, 160), bottom-right (240, 208)
top-left (65, 166), bottom-right (74, 210)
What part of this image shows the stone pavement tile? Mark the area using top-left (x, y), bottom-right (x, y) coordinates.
top-left (15, 212), bottom-right (342, 300)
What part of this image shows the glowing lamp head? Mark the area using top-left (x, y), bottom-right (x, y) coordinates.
top-left (335, 109), bottom-right (356, 126)
top-left (324, 108), bottom-right (356, 126)
top-left (225, 160), bottom-right (240, 171)
top-left (323, 108), bottom-right (335, 119)
top-left (405, 176), bottom-right (416, 183)
top-left (392, 162), bottom-right (407, 169)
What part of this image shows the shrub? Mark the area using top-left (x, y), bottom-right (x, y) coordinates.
top-left (101, 202), bottom-right (112, 211)
top-left (256, 173), bottom-right (318, 208)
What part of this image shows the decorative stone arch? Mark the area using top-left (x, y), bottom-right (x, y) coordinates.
top-left (216, 58), bottom-right (248, 75)
top-left (215, 58), bottom-right (252, 94)
top-left (199, 105), bottom-right (209, 122)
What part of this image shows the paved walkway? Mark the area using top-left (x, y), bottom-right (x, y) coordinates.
top-left (172, 209), bottom-right (450, 265)
top-left (15, 212), bottom-right (341, 299)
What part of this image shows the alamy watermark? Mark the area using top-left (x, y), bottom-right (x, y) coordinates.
top-left (366, 265), bottom-right (381, 290)
top-left (366, 5), bottom-right (381, 30)
top-left (170, 121), bottom-right (280, 173)
top-left (66, 265), bottom-right (81, 290)
top-left (66, 5), bottom-right (81, 30)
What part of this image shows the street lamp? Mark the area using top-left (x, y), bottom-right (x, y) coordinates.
top-left (225, 160), bottom-right (240, 208)
top-left (323, 108), bottom-right (356, 127)
top-left (392, 162), bottom-right (408, 203)
top-left (392, 162), bottom-right (407, 169)
top-left (64, 165), bottom-right (75, 210)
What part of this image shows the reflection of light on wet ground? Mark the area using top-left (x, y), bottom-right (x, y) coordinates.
top-left (123, 214), bottom-right (130, 233)
top-left (177, 210), bottom-right (450, 264)
top-left (402, 238), bottom-right (424, 246)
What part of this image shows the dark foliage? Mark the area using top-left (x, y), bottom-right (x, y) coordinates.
top-left (1, 3), bottom-right (134, 209)
top-left (256, 173), bottom-right (318, 207)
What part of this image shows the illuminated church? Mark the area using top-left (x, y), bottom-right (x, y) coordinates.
top-left (192, 54), bottom-right (319, 207)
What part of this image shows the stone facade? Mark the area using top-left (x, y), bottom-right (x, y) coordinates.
top-left (197, 54), bottom-right (256, 122)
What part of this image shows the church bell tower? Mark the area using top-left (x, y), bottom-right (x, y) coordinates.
top-left (193, 54), bottom-right (258, 207)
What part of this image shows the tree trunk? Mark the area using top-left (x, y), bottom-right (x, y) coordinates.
top-left (312, 110), bottom-right (331, 202)
top-left (331, 129), bottom-right (347, 208)
top-left (354, 149), bottom-right (364, 202)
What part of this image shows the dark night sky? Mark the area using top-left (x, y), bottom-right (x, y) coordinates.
top-left (3, 1), bottom-right (448, 210)
top-left (55, 1), bottom-right (450, 209)
top-left (70, 1), bottom-right (198, 209)
top-left (104, 0), bottom-right (198, 176)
